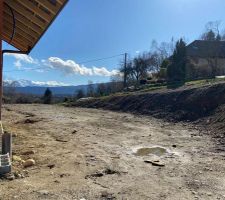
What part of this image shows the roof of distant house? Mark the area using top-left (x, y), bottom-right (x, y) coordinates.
top-left (186, 40), bottom-right (225, 58)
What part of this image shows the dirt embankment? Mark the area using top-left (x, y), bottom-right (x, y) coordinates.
top-left (71, 83), bottom-right (225, 140)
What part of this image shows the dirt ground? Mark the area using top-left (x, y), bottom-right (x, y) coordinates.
top-left (0, 104), bottom-right (225, 200)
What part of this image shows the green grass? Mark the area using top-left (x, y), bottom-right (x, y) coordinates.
top-left (186, 77), bottom-right (225, 86)
top-left (65, 77), bottom-right (225, 106)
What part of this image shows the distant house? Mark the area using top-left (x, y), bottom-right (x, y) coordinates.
top-left (186, 40), bottom-right (225, 79)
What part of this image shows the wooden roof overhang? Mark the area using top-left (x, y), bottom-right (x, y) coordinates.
top-left (0, 1), bottom-right (69, 173)
top-left (3, 0), bottom-right (68, 53)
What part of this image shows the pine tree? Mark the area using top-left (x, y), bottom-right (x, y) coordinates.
top-left (43, 88), bottom-right (53, 104)
top-left (76, 89), bottom-right (84, 99)
top-left (167, 39), bottom-right (187, 82)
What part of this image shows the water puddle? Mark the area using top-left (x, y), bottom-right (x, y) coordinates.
top-left (134, 147), bottom-right (168, 157)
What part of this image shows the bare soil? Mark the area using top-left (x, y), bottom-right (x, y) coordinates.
top-left (0, 104), bottom-right (225, 200)
top-left (72, 82), bottom-right (225, 145)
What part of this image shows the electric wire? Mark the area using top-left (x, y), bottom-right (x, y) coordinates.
top-left (3, 53), bottom-right (125, 73)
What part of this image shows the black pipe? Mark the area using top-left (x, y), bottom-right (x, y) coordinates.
top-left (5, 3), bottom-right (16, 44)
top-left (2, 50), bottom-right (28, 55)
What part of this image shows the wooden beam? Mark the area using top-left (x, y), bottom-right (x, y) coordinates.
top-left (3, 20), bottom-right (36, 45)
top-left (57, 0), bottom-right (67, 5)
top-left (17, 0), bottom-right (52, 23)
top-left (2, 35), bottom-right (27, 52)
top-left (2, 32), bottom-right (28, 51)
top-left (3, 11), bottom-right (40, 39)
top-left (35, 0), bottom-right (58, 15)
top-left (2, 0), bottom-right (68, 52)
top-left (5, 0), bottom-right (47, 29)
top-left (3, 25), bottom-right (33, 48)
top-left (3, 5), bottom-right (43, 34)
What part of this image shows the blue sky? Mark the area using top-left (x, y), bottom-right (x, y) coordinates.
top-left (3, 0), bottom-right (225, 86)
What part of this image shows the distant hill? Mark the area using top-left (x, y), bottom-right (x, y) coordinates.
top-left (5, 85), bottom-right (88, 96)
top-left (3, 79), bottom-right (93, 96)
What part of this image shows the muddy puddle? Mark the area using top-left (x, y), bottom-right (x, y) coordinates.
top-left (134, 146), bottom-right (168, 157)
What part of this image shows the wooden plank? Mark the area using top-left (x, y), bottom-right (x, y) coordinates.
top-left (2, 34), bottom-right (27, 51)
top-left (3, 12), bottom-right (40, 39)
top-left (57, 0), bottom-right (67, 5)
top-left (3, 19), bottom-right (37, 44)
top-left (3, 29), bottom-right (30, 51)
top-left (2, 32), bottom-right (28, 51)
top-left (3, 24), bottom-right (33, 47)
top-left (5, 0), bottom-right (47, 29)
top-left (3, 0), bottom-right (68, 52)
top-left (17, 0), bottom-right (52, 23)
top-left (3, 17), bottom-right (37, 42)
top-left (3, 8), bottom-right (43, 35)
top-left (35, 0), bottom-right (58, 15)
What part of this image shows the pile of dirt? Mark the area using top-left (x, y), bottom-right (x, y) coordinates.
top-left (71, 82), bottom-right (225, 141)
top-left (72, 83), bottom-right (225, 121)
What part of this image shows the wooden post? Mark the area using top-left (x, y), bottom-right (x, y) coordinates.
top-left (0, 0), bottom-right (4, 156)
top-left (0, 0), bottom-right (3, 122)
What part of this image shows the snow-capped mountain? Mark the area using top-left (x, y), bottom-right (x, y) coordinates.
top-left (4, 79), bottom-right (71, 87)
top-left (3, 79), bottom-right (90, 96)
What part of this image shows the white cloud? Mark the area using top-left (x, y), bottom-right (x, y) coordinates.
top-left (5, 53), bottom-right (120, 77)
top-left (14, 60), bottom-right (22, 68)
top-left (47, 57), bottom-right (119, 77)
top-left (48, 57), bottom-right (93, 76)
top-left (93, 67), bottom-right (118, 76)
top-left (5, 53), bottom-right (38, 69)
top-left (31, 81), bottom-right (70, 87)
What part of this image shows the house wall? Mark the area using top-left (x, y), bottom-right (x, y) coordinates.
top-left (186, 57), bottom-right (225, 79)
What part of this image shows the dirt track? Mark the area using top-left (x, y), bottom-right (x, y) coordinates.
top-left (1, 104), bottom-right (225, 200)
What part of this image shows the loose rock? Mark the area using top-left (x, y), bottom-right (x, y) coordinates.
top-left (13, 155), bottom-right (22, 162)
top-left (144, 160), bottom-right (165, 167)
top-left (21, 150), bottom-right (35, 155)
top-left (23, 159), bottom-right (36, 168)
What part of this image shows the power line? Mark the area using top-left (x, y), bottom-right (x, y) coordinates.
top-left (77, 53), bottom-right (124, 65)
top-left (3, 66), bottom-right (48, 73)
top-left (3, 53), bottom-right (125, 73)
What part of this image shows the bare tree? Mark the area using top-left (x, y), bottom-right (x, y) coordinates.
top-left (110, 73), bottom-right (123, 93)
top-left (87, 80), bottom-right (95, 97)
top-left (201, 21), bottom-right (222, 41)
top-left (205, 21), bottom-right (221, 35)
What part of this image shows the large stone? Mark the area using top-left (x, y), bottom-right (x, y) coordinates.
top-left (23, 159), bottom-right (35, 168)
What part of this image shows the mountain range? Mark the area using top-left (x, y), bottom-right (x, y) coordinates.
top-left (3, 79), bottom-right (89, 96)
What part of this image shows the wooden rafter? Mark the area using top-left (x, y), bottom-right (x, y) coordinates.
top-left (18, 0), bottom-right (52, 23)
top-left (4, 8), bottom-right (43, 35)
top-left (4, 12), bottom-right (40, 39)
top-left (6, 1), bottom-right (47, 29)
top-left (3, 0), bottom-right (68, 53)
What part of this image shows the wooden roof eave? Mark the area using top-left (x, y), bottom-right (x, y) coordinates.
top-left (3, 0), bottom-right (69, 53)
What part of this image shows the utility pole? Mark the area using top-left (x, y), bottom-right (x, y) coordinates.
top-left (123, 53), bottom-right (127, 88)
